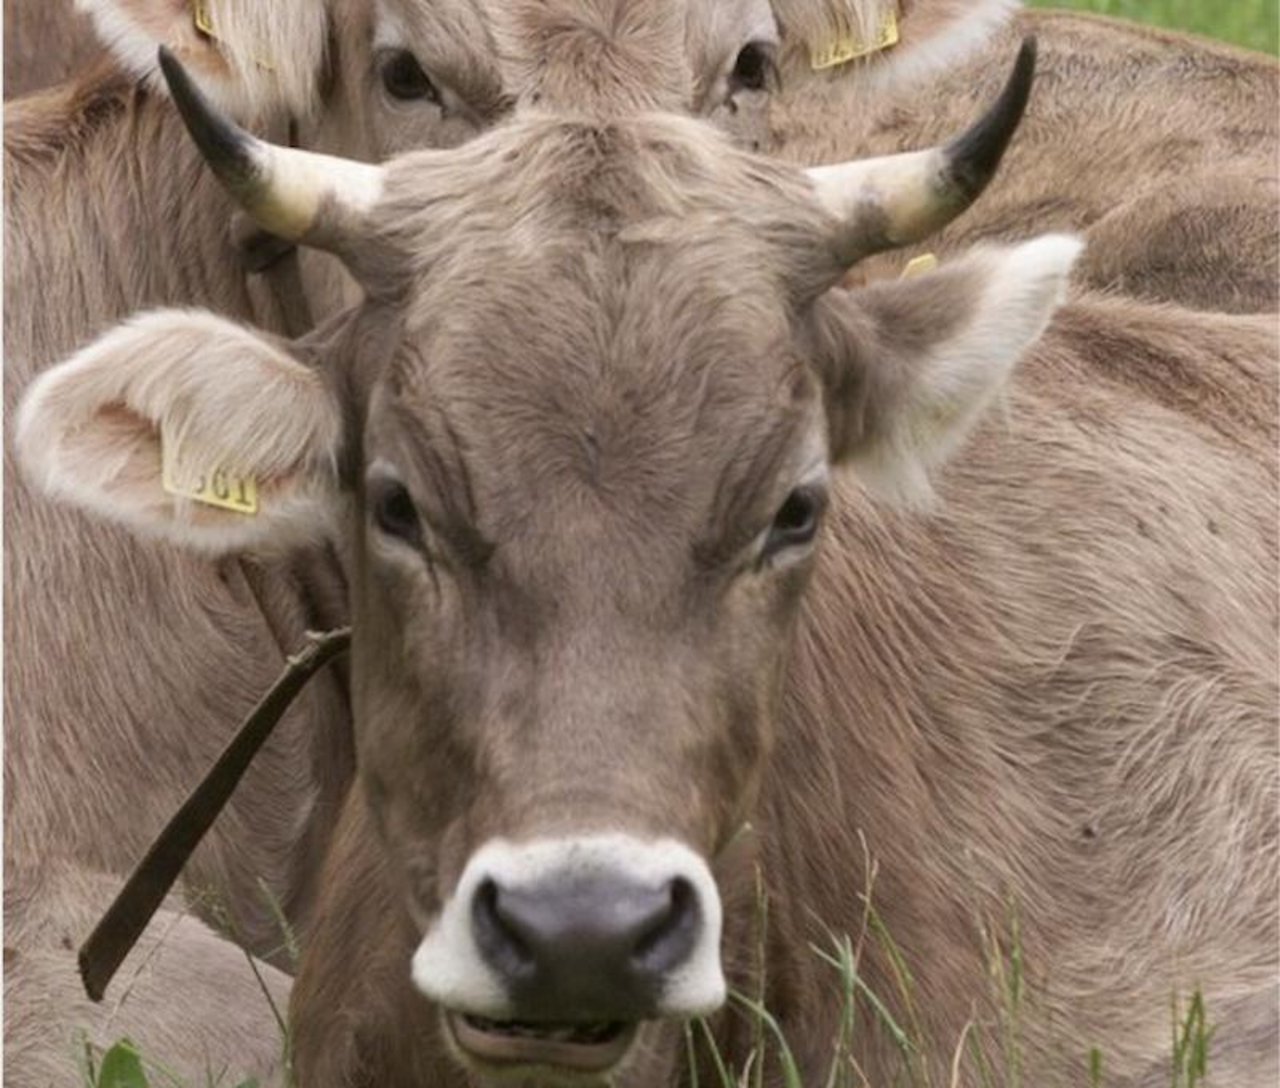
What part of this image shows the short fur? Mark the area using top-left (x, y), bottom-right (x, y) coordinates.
top-left (3, 0), bottom-right (103, 98)
top-left (8, 0), bottom-right (1274, 309)
top-left (20, 102), bottom-right (1274, 1088)
top-left (769, 3), bottom-right (1279, 313)
top-left (3, 1), bottom-right (781, 1077)
top-left (6, 1), bottom-right (1277, 1081)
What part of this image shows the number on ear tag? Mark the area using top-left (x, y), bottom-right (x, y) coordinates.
top-left (162, 437), bottom-right (259, 515)
top-left (810, 7), bottom-right (900, 70)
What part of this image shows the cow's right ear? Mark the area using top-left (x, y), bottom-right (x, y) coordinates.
top-left (16, 310), bottom-right (345, 556)
top-left (77, 0), bottom-right (327, 122)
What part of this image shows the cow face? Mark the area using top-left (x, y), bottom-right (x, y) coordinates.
top-left (80, 0), bottom-right (779, 159)
top-left (347, 127), bottom-right (833, 1039)
top-left (17, 46), bottom-right (1078, 1082)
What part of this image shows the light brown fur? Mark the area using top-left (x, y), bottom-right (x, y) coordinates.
top-left (9, 0), bottom-right (1274, 310)
top-left (3, 0), bottom-right (102, 98)
top-left (19, 96), bottom-right (1270, 1084)
top-left (769, 3), bottom-right (1279, 313)
top-left (7, 2), bottom-right (1277, 1082)
top-left (4, 1), bottom-right (780, 1078)
top-left (271, 118), bottom-right (1276, 1085)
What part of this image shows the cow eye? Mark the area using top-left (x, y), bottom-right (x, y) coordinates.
top-left (729, 41), bottom-right (777, 94)
top-left (370, 477), bottom-right (422, 545)
top-left (762, 486), bottom-right (825, 561)
top-left (380, 50), bottom-right (440, 103)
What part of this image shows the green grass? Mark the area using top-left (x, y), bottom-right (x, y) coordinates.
top-left (1028, 0), bottom-right (1279, 55)
top-left (679, 870), bottom-right (1217, 1088)
top-left (80, 877), bottom-right (1218, 1088)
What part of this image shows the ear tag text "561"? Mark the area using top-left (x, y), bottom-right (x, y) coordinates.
top-left (162, 437), bottom-right (259, 515)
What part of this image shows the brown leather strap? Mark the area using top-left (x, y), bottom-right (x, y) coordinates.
top-left (78, 627), bottom-right (351, 1002)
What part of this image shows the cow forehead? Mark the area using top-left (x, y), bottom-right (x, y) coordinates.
top-left (370, 265), bottom-right (816, 563)
top-left (356, 121), bottom-right (827, 554)
top-left (372, 115), bottom-right (833, 305)
top-left (373, 123), bottom-right (818, 394)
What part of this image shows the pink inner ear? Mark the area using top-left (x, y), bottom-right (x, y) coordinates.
top-left (71, 400), bottom-right (174, 517)
top-left (85, 402), bottom-right (296, 528)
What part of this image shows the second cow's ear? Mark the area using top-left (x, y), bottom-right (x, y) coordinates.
top-left (16, 309), bottom-right (346, 555)
top-left (807, 234), bottom-right (1082, 504)
top-left (77, 0), bottom-right (327, 122)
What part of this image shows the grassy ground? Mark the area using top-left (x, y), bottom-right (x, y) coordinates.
top-left (1028, 0), bottom-right (1279, 55)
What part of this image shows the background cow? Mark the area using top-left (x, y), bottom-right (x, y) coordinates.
top-left (6, 0), bottom-right (1276, 312)
top-left (3, 0), bottom-right (100, 97)
top-left (19, 30), bottom-right (1277, 1088)
top-left (768, 0), bottom-right (1279, 312)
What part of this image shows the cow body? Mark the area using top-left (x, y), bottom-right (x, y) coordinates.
top-left (289, 291), bottom-right (1279, 1087)
top-left (771, 4), bottom-right (1279, 312)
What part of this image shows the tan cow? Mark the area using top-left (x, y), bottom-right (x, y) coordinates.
top-left (19, 31), bottom-right (1276, 1088)
top-left (6, 0), bottom-right (1274, 1080)
top-left (3, 0), bottom-right (101, 98)
top-left (766, 1), bottom-right (1278, 312)
top-left (3, 0), bottom-right (779, 1082)
top-left (6, 0), bottom-right (1274, 301)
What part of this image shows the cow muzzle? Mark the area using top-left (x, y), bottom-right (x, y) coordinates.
top-left (412, 834), bottom-right (725, 1074)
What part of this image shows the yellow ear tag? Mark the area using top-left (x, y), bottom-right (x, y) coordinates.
top-left (192, 0), bottom-right (276, 70)
top-left (162, 436), bottom-right (260, 516)
top-left (810, 6), bottom-right (900, 71)
top-left (193, 0), bottom-right (216, 39)
top-left (901, 253), bottom-right (939, 279)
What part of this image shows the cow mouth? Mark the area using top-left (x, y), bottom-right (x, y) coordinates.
top-left (448, 1011), bottom-right (637, 1073)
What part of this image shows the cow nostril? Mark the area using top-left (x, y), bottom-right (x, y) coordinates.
top-left (472, 877), bottom-right (534, 978)
top-left (631, 877), bottom-right (699, 974)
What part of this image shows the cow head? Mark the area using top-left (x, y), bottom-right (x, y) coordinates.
top-left (17, 40), bottom-right (1078, 1081)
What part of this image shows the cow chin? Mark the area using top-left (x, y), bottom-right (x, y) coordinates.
top-left (411, 834), bottom-right (726, 1078)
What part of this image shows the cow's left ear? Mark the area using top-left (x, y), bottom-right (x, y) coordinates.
top-left (76, 0), bottom-right (327, 122)
top-left (808, 234), bottom-right (1082, 504)
top-left (16, 309), bottom-right (345, 555)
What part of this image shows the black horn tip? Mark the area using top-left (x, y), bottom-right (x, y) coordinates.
top-left (943, 35), bottom-right (1037, 201)
top-left (156, 46), bottom-right (262, 191)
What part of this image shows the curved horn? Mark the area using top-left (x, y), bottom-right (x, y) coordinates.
top-left (806, 37), bottom-right (1037, 265)
top-left (157, 47), bottom-right (384, 250)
